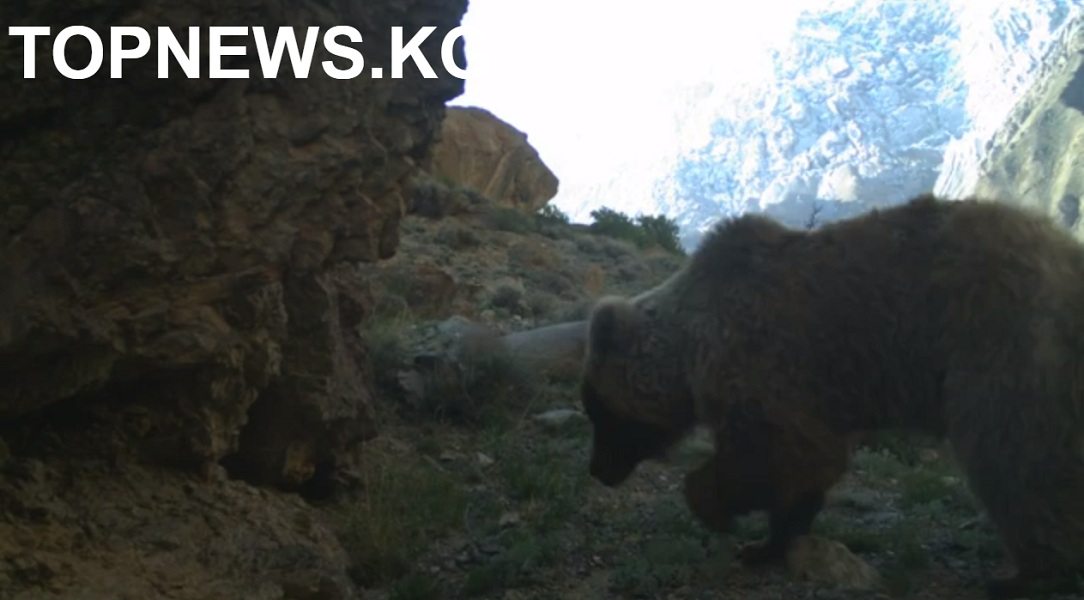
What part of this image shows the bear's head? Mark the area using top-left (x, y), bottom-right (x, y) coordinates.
top-left (580, 295), bottom-right (695, 487)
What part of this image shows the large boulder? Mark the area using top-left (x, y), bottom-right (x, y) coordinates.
top-left (428, 106), bottom-right (559, 212)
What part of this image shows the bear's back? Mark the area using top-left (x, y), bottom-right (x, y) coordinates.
top-left (678, 195), bottom-right (1084, 433)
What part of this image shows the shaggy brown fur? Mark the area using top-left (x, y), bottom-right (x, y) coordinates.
top-left (579, 194), bottom-right (1084, 598)
top-left (681, 402), bottom-right (862, 565)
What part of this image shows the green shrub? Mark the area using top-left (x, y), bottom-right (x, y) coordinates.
top-left (635, 214), bottom-right (683, 254)
top-left (588, 207), bottom-right (642, 244)
top-left (535, 203), bottom-right (570, 224)
top-left (587, 207), bottom-right (684, 255)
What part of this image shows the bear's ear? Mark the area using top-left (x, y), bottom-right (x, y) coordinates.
top-left (588, 297), bottom-right (645, 357)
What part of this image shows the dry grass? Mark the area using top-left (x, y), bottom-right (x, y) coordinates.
top-left (337, 445), bottom-right (467, 587)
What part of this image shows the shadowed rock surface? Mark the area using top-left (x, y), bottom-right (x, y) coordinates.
top-left (0, 0), bottom-right (468, 596)
top-left (1, 0), bottom-right (466, 488)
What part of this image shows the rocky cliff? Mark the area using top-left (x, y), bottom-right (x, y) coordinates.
top-left (935, 21), bottom-right (1084, 240)
top-left (0, 0), bottom-right (468, 597)
top-left (428, 106), bottom-right (559, 213)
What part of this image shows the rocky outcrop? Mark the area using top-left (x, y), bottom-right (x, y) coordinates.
top-left (0, 453), bottom-right (355, 599)
top-left (428, 106), bottom-right (559, 213)
top-left (936, 21), bottom-right (1084, 240)
top-left (0, 0), bottom-right (468, 596)
top-left (1, 0), bottom-right (466, 486)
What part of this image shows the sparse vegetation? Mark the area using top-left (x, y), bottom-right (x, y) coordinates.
top-left (635, 214), bottom-right (685, 254)
top-left (524, 291), bottom-right (559, 319)
top-left (412, 333), bottom-right (539, 425)
top-left (389, 573), bottom-right (445, 600)
top-left (520, 268), bottom-right (576, 299)
top-left (487, 283), bottom-right (523, 311)
top-left (587, 207), bottom-right (685, 255)
top-left (483, 206), bottom-right (535, 234)
top-left (360, 311), bottom-right (413, 398)
top-left (535, 203), bottom-right (570, 224)
top-left (339, 449), bottom-right (467, 586)
top-left (435, 222), bottom-right (483, 250)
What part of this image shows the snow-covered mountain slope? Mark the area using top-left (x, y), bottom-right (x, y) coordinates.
top-left (553, 0), bottom-right (1083, 249)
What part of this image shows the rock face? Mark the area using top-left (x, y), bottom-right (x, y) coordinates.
top-left (0, 0), bottom-right (467, 596)
top-left (936, 22), bottom-right (1084, 240)
top-left (428, 106), bottom-right (559, 213)
top-left (1, 0), bottom-right (466, 486)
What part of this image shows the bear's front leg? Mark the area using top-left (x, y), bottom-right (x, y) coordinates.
top-left (683, 455), bottom-right (738, 534)
top-left (737, 489), bottom-right (827, 567)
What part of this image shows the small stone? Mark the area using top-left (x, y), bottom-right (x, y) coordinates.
top-left (918, 448), bottom-right (939, 463)
top-left (498, 511), bottom-right (520, 527)
top-left (531, 408), bottom-right (584, 427)
top-left (959, 515), bottom-right (986, 530)
top-left (786, 535), bottom-right (881, 590)
top-left (476, 453), bottom-right (495, 468)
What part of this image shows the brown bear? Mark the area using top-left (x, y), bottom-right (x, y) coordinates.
top-left (578, 193), bottom-right (1084, 599)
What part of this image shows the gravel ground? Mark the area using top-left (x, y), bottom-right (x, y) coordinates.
top-left (336, 401), bottom-right (1081, 600)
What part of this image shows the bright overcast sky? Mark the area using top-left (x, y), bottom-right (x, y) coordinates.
top-left (449, 0), bottom-right (849, 215)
